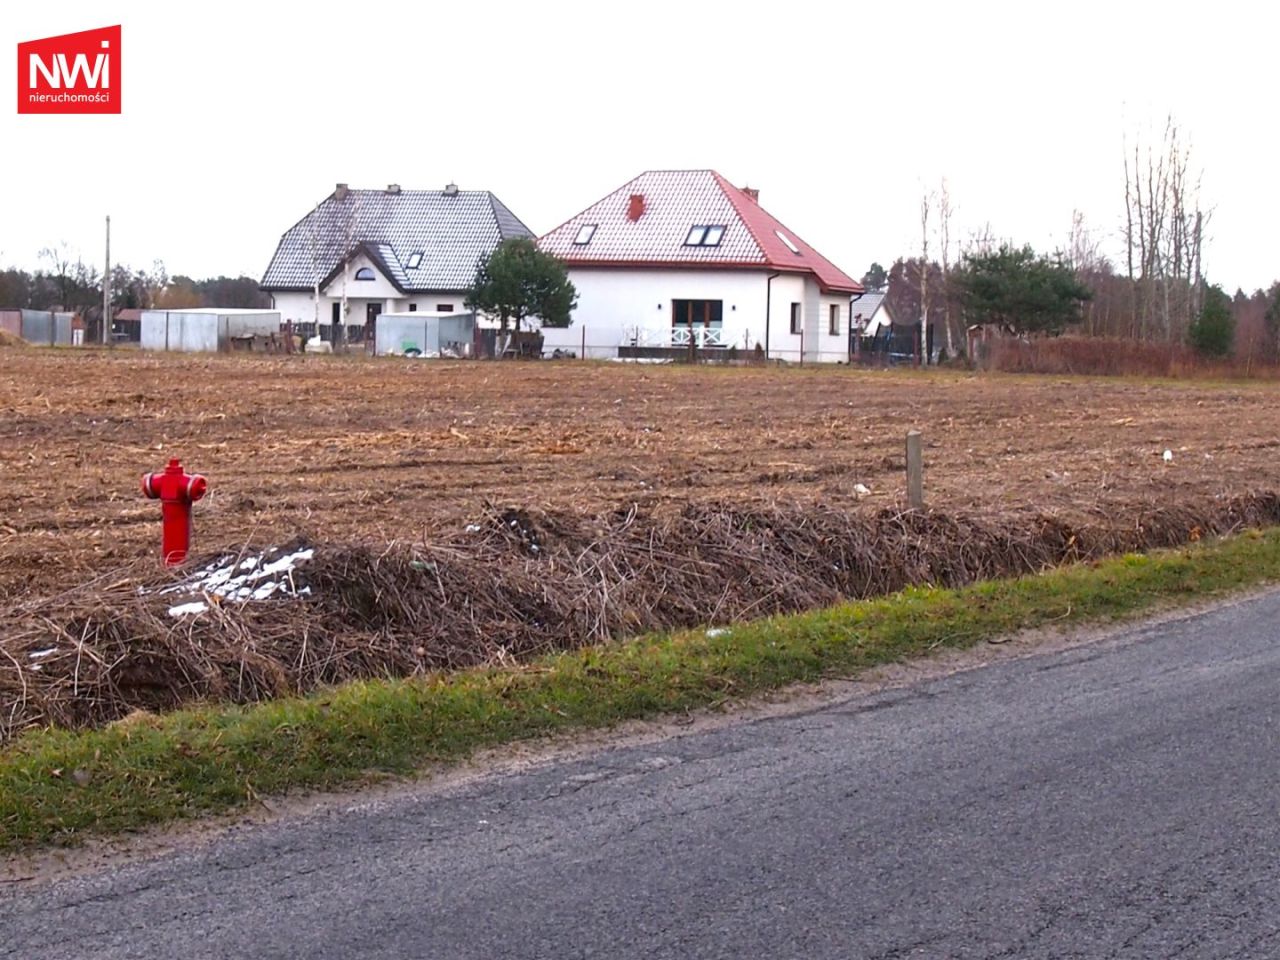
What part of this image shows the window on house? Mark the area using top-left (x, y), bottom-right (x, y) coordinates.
top-left (684, 225), bottom-right (726, 247)
top-left (776, 230), bottom-right (801, 255)
top-left (790, 302), bottom-right (801, 335)
top-left (672, 299), bottom-right (724, 328)
top-left (354, 267), bottom-right (376, 280)
top-left (408, 303), bottom-right (417, 312)
top-left (574, 224), bottom-right (597, 245)
top-left (436, 304), bottom-right (455, 312)
top-left (407, 253), bottom-right (423, 269)
top-left (829, 304), bottom-right (840, 336)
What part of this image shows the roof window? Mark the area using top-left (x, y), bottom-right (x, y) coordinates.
top-left (354, 267), bottom-right (375, 281)
top-left (775, 230), bottom-right (801, 255)
top-left (407, 252), bottom-right (423, 269)
top-left (685, 225), bottom-right (726, 247)
top-left (574, 224), bottom-right (597, 245)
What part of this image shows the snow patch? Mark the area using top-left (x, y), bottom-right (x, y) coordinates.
top-left (160, 546), bottom-right (315, 618)
top-left (168, 601), bottom-right (210, 618)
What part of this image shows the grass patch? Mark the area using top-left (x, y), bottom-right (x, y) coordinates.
top-left (4, 528), bottom-right (1280, 852)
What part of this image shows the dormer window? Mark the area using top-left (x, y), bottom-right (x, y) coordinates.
top-left (574, 224), bottom-right (597, 245)
top-left (775, 230), bottom-right (801, 255)
top-left (685, 225), bottom-right (726, 247)
top-left (354, 267), bottom-right (376, 280)
top-left (407, 252), bottom-right (423, 269)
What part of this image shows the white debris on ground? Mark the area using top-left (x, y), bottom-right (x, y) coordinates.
top-left (854, 483), bottom-right (872, 496)
top-left (1163, 449), bottom-right (1174, 462)
top-left (705, 627), bottom-right (731, 638)
top-left (167, 601), bottom-right (211, 617)
top-left (26, 647), bottom-right (57, 672)
top-left (161, 546), bottom-right (315, 618)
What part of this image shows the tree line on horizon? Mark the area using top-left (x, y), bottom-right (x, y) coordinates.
top-left (0, 244), bottom-right (268, 319)
top-left (863, 118), bottom-right (1274, 363)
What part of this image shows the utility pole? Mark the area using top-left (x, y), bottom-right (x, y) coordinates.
top-left (102, 215), bottom-right (111, 346)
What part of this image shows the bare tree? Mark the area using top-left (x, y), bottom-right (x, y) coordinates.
top-left (339, 192), bottom-right (363, 352)
top-left (38, 242), bottom-right (76, 309)
top-left (938, 178), bottom-right (955, 358)
top-left (919, 190), bottom-right (932, 365)
top-left (963, 222), bottom-right (998, 257)
top-left (1066, 211), bottom-right (1106, 335)
top-left (1122, 117), bottom-right (1209, 343)
top-left (306, 202), bottom-right (322, 335)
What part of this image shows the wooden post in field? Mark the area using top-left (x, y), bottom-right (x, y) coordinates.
top-left (906, 430), bottom-right (924, 510)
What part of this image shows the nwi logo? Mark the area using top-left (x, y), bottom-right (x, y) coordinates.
top-left (17, 25), bottom-right (121, 115)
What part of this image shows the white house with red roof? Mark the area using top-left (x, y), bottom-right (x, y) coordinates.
top-left (537, 170), bottom-right (863, 362)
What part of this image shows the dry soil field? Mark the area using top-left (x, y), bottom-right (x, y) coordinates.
top-left (3, 348), bottom-right (1279, 603)
top-left (7, 347), bottom-right (1280, 738)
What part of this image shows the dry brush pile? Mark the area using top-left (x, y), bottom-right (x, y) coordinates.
top-left (3, 493), bottom-right (1280, 743)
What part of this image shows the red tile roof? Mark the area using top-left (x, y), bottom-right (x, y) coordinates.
top-left (539, 170), bottom-right (863, 295)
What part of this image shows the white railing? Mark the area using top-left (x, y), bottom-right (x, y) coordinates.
top-left (669, 326), bottom-right (725, 348)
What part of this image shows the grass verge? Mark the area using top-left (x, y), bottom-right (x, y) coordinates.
top-left (5, 528), bottom-right (1280, 852)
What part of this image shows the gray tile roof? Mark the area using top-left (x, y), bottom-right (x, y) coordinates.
top-left (851, 291), bottom-right (885, 321)
top-left (852, 291), bottom-right (891, 333)
top-left (261, 188), bottom-right (533, 292)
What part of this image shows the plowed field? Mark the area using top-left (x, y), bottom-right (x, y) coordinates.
top-left (2, 348), bottom-right (1277, 600)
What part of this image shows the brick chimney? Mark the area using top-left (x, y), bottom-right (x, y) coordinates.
top-left (627, 193), bottom-right (646, 221)
top-left (741, 186), bottom-right (759, 203)
top-left (335, 183), bottom-right (349, 201)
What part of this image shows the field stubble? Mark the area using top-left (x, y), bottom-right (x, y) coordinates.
top-left (3, 349), bottom-right (1280, 739)
top-left (3, 350), bottom-right (1273, 599)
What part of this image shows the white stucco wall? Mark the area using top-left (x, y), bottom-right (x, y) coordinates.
top-left (816, 290), bottom-right (851, 363)
top-left (540, 268), bottom-right (846, 361)
top-left (269, 261), bottom-right (469, 337)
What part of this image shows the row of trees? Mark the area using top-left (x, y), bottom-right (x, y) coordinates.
top-left (867, 117), bottom-right (1275, 362)
top-left (0, 244), bottom-right (267, 315)
top-left (872, 244), bottom-right (1268, 363)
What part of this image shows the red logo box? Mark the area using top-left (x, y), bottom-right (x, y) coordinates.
top-left (17, 25), bottom-right (121, 115)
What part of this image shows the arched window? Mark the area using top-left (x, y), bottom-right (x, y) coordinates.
top-left (354, 267), bottom-right (375, 281)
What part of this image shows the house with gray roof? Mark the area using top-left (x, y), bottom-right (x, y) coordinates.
top-left (851, 290), bottom-right (891, 336)
top-left (261, 182), bottom-right (532, 344)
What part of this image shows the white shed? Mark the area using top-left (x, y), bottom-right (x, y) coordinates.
top-left (374, 312), bottom-right (476, 357)
top-left (140, 309), bottom-right (281, 353)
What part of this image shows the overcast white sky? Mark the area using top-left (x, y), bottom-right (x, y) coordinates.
top-left (2, 1), bottom-right (1275, 292)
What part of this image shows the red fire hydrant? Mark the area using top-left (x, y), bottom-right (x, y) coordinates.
top-left (140, 458), bottom-right (208, 566)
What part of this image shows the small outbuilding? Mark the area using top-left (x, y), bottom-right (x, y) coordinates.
top-left (0, 309), bottom-right (77, 346)
top-left (374, 311), bottom-right (476, 357)
top-left (140, 309), bottom-right (281, 353)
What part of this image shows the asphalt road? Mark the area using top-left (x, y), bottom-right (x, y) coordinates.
top-left (5, 593), bottom-right (1280, 959)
